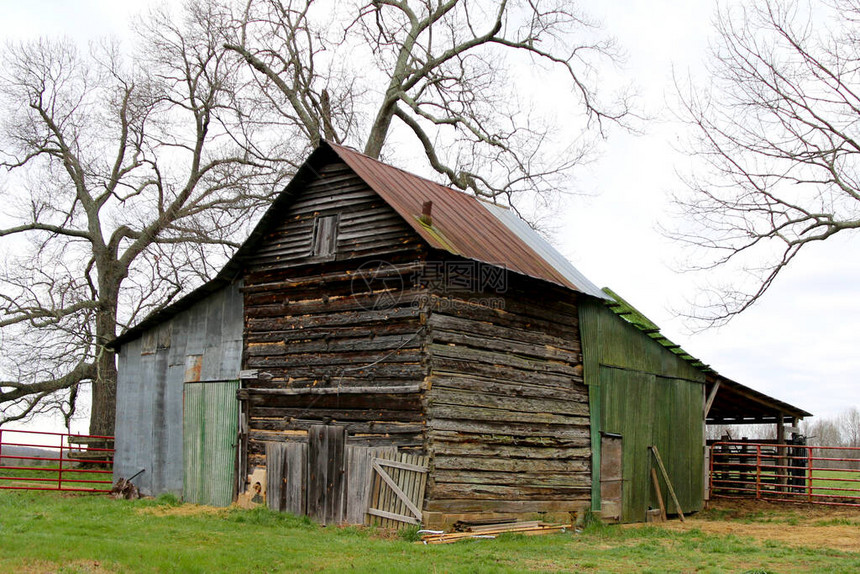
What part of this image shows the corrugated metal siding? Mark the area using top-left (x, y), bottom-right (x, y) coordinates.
top-left (114, 338), bottom-right (150, 488)
top-left (113, 280), bottom-right (244, 497)
top-left (599, 368), bottom-right (703, 522)
top-left (183, 381), bottom-right (240, 507)
top-left (579, 301), bottom-right (705, 522)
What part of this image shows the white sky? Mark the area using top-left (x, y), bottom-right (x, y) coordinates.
top-left (1, 0), bottom-right (857, 438)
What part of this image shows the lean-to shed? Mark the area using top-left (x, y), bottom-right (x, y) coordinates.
top-left (111, 142), bottom-right (808, 525)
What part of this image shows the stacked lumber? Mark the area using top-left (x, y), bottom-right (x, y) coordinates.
top-left (418, 521), bottom-right (572, 544)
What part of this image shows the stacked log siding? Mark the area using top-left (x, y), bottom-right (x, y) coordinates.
top-left (239, 157), bottom-right (593, 519)
top-left (423, 279), bottom-right (591, 516)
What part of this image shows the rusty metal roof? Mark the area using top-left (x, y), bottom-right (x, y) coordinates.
top-left (480, 202), bottom-right (607, 299)
top-left (328, 143), bottom-right (609, 298)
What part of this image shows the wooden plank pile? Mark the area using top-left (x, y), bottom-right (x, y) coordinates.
top-left (418, 520), bottom-right (572, 544)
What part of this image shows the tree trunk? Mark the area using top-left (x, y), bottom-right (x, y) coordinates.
top-left (89, 345), bottom-right (117, 437)
top-left (89, 289), bottom-right (119, 437)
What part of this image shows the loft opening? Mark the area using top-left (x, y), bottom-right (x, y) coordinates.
top-left (311, 214), bottom-right (339, 258)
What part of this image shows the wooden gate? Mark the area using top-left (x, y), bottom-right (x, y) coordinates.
top-left (367, 451), bottom-right (429, 526)
top-left (264, 428), bottom-right (406, 525)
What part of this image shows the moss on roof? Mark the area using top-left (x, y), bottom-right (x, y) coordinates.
top-left (601, 287), bottom-right (712, 372)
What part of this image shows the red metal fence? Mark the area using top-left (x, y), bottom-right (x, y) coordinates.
top-left (0, 428), bottom-right (114, 493)
top-left (709, 441), bottom-right (860, 507)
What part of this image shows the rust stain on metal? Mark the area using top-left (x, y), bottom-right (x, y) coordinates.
top-left (184, 354), bottom-right (203, 382)
top-left (329, 142), bottom-right (586, 293)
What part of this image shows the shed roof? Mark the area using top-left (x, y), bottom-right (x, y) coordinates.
top-left (706, 376), bottom-right (812, 424)
top-left (112, 141), bottom-right (607, 348)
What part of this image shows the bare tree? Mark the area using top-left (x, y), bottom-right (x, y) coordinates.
top-left (1, 0), bottom-right (633, 434)
top-left (838, 407), bottom-right (860, 447)
top-left (225, 0), bottom-right (633, 207)
top-left (0, 1), bottom-right (281, 434)
top-left (672, 0), bottom-right (860, 325)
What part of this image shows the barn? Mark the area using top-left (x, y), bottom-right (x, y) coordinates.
top-left (110, 141), bottom-right (808, 526)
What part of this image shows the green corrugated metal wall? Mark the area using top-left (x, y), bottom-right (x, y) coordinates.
top-left (599, 368), bottom-right (703, 522)
top-left (183, 381), bottom-right (240, 506)
top-left (580, 299), bottom-right (704, 523)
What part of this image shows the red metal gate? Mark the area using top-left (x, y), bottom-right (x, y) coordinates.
top-left (709, 441), bottom-right (860, 507)
top-left (0, 428), bottom-right (114, 493)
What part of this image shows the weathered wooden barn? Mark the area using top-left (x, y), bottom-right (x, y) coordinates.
top-left (111, 141), bottom-right (809, 525)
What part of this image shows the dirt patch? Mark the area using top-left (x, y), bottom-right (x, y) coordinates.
top-left (16, 559), bottom-right (112, 573)
top-left (702, 497), bottom-right (860, 521)
top-left (650, 499), bottom-right (860, 552)
top-left (136, 503), bottom-right (225, 517)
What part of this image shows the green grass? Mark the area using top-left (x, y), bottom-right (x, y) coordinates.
top-left (812, 469), bottom-right (860, 497)
top-left (0, 491), bottom-right (858, 573)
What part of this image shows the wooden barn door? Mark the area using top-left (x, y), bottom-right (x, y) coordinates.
top-left (307, 425), bottom-right (347, 525)
top-left (599, 433), bottom-right (623, 522)
top-left (266, 442), bottom-right (308, 515)
top-left (183, 381), bottom-right (240, 506)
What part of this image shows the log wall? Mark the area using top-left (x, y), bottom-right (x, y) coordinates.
top-left (240, 156), bottom-right (593, 523)
top-left (422, 273), bottom-right (592, 522)
top-left (242, 158), bottom-right (429, 472)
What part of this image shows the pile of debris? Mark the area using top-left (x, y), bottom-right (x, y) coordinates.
top-left (110, 477), bottom-right (140, 500)
top-left (418, 519), bottom-right (572, 544)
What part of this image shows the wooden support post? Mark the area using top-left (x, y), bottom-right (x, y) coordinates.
top-left (702, 381), bottom-right (720, 503)
top-left (704, 381), bottom-right (720, 417)
top-left (777, 411), bottom-right (787, 491)
top-left (651, 468), bottom-right (667, 522)
top-left (649, 445), bottom-right (685, 522)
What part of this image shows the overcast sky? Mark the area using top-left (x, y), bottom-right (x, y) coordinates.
top-left (1, 0), bottom-right (857, 435)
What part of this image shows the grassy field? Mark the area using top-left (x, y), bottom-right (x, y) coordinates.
top-left (1, 491), bottom-right (859, 573)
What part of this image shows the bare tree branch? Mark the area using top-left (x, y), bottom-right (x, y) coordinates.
top-left (671, 0), bottom-right (860, 326)
top-left (228, 0), bottom-right (632, 208)
top-left (0, 361), bottom-right (96, 404)
top-left (0, 1), bottom-right (283, 432)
